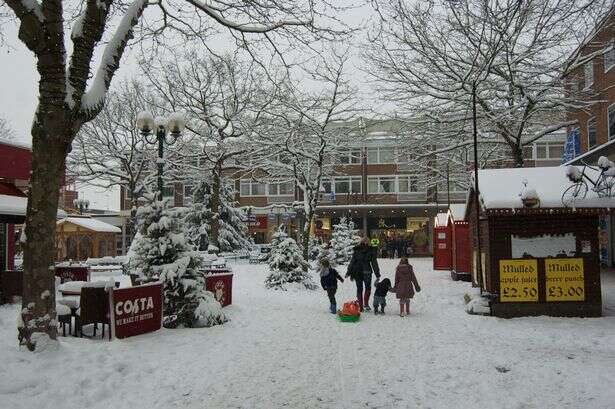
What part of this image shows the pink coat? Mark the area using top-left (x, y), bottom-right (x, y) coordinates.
top-left (394, 264), bottom-right (420, 299)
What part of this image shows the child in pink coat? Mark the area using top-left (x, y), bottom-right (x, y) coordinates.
top-left (393, 257), bottom-right (421, 317)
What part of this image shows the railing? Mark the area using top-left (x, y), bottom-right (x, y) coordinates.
top-left (396, 192), bottom-right (427, 202)
top-left (267, 195), bottom-right (295, 204)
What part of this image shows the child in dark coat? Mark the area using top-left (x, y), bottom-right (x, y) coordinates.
top-left (319, 259), bottom-right (344, 314)
top-left (373, 278), bottom-right (394, 315)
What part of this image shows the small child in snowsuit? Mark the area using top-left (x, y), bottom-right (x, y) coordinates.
top-left (394, 257), bottom-right (421, 317)
top-left (319, 259), bottom-right (344, 314)
top-left (373, 278), bottom-right (393, 315)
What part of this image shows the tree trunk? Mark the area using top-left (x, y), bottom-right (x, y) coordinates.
top-left (209, 164), bottom-right (221, 253)
top-left (301, 209), bottom-right (313, 271)
top-left (512, 144), bottom-right (524, 168)
top-left (19, 133), bottom-right (69, 350)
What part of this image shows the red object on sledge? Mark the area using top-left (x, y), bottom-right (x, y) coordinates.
top-left (340, 301), bottom-right (361, 316)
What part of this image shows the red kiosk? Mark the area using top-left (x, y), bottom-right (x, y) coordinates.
top-left (432, 213), bottom-right (452, 270)
top-left (448, 204), bottom-right (471, 281)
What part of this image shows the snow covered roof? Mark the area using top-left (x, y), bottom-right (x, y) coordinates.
top-left (448, 204), bottom-right (467, 221)
top-left (0, 194), bottom-right (28, 216)
top-left (473, 166), bottom-right (615, 210)
top-left (434, 212), bottom-right (448, 227)
top-left (0, 137), bottom-right (31, 150)
top-left (57, 217), bottom-right (121, 233)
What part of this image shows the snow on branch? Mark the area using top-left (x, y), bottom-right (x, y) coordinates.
top-left (186, 0), bottom-right (312, 33)
top-left (20, 0), bottom-right (43, 22)
top-left (80, 0), bottom-right (148, 118)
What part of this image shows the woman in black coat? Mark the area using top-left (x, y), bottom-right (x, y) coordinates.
top-left (346, 237), bottom-right (380, 311)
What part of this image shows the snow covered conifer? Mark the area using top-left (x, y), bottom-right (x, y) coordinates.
top-left (265, 228), bottom-right (316, 290)
top-left (330, 217), bottom-right (361, 264)
top-left (129, 194), bottom-right (226, 327)
top-left (183, 182), bottom-right (213, 251)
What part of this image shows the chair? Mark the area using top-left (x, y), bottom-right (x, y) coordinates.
top-left (75, 287), bottom-right (112, 340)
top-left (56, 304), bottom-right (72, 336)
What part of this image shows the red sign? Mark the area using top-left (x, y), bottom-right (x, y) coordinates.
top-left (55, 266), bottom-right (90, 283)
top-left (109, 283), bottom-right (163, 339)
top-left (248, 216), bottom-right (268, 229)
top-left (205, 273), bottom-right (233, 307)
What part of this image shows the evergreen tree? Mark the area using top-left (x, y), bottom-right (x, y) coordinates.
top-left (330, 217), bottom-right (361, 264)
top-left (265, 228), bottom-right (316, 290)
top-left (129, 194), bottom-right (226, 328)
top-left (183, 180), bottom-right (252, 253)
top-left (308, 235), bottom-right (323, 261)
top-left (183, 183), bottom-right (212, 251)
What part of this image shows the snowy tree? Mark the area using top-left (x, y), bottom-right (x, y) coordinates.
top-left (329, 217), bottom-right (360, 265)
top-left (265, 229), bottom-right (316, 290)
top-left (184, 179), bottom-right (252, 252)
top-left (308, 235), bottom-right (323, 261)
top-left (129, 194), bottom-right (226, 328)
top-left (4, 0), bottom-right (347, 349)
top-left (253, 51), bottom-right (357, 266)
top-left (366, 0), bottom-right (609, 167)
top-left (145, 51), bottom-right (276, 251)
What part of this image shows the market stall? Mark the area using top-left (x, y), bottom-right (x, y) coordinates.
top-left (467, 165), bottom-right (615, 318)
top-left (432, 212), bottom-right (451, 270)
top-left (448, 204), bottom-right (471, 281)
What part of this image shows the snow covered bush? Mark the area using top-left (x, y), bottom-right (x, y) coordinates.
top-left (308, 235), bottom-right (323, 261)
top-left (129, 194), bottom-right (226, 328)
top-left (265, 229), bottom-right (316, 290)
top-left (330, 217), bottom-right (361, 264)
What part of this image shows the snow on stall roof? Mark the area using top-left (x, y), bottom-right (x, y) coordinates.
top-left (0, 137), bottom-right (31, 150)
top-left (434, 213), bottom-right (448, 227)
top-left (448, 203), bottom-right (467, 221)
top-left (475, 166), bottom-right (615, 209)
top-left (58, 217), bottom-right (121, 233)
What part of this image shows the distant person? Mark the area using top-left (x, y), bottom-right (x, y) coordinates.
top-left (393, 257), bottom-right (421, 317)
top-left (346, 237), bottom-right (380, 311)
top-left (319, 259), bottom-right (344, 314)
top-left (373, 278), bottom-right (394, 315)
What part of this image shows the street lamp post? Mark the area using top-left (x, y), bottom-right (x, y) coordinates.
top-left (136, 111), bottom-right (186, 200)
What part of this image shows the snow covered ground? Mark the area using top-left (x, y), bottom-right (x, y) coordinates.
top-left (1, 258), bottom-right (615, 409)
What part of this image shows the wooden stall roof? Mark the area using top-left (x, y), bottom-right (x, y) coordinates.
top-left (57, 217), bottom-right (121, 233)
top-left (448, 203), bottom-right (467, 222)
top-left (466, 166), bottom-right (615, 215)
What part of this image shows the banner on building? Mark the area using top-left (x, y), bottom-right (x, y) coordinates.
top-left (545, 258), bottom-right (585, 302)
top-left (499, 259), bottom-right (538, 302)
top-left (109, 282), bottom-right (163, 339)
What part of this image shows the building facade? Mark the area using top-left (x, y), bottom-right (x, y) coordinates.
top-left (563, 7), bottom-right (615, 268)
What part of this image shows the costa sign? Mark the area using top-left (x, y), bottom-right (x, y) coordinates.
top-left (109, 283), bottom-right (163, 339)
top-left (55, 266), bottom-right (90, 283)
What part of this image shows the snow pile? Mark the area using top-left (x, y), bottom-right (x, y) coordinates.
top-left (597, 155), bottom-right (614, 170)
top-left (330, 217), bottom-right (361, 265)
top-left (129, 195), bottom-right (226, 328)
top-left (565, 165), bottom-right (582, 182)
top-left (265, 229), bottom-right (316, 291)
top-left (464, 290), bottom-right (491, 315)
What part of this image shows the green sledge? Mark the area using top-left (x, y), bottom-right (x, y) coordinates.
top-left (338, 313), bottom-right (360, 322)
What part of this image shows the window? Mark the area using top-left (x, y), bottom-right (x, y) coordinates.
top-left (333, 177), bottom-right (361, 194)
top-left (523, 146), bottom-right (534, 160)
top-left (584, 62), bottom-right (593, 89)
top-left (366, 147), bottom-right (396, 164)
top-left (604, 45), bottom-right (615, 72)
top-left (339, 148), bottom-right (362, 164)
top-left (240, 180), bottom-right (266, 196)
top-left (268, 181), bottom-right (294, 196)
top-left (367, 176), bottom-right (395, 193)
top-left (398, 175), bottom-right (419, 193)
top-left (321, 180), bottom-right (332, 193)
top-left (588, 117), bottom-right (597, 148)
top-left (609, 105), bottom-right (615, 140)
top-left (162, 185), bottom-right (174, 198)
top-left (535, 142), bottom-right (565, 160)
